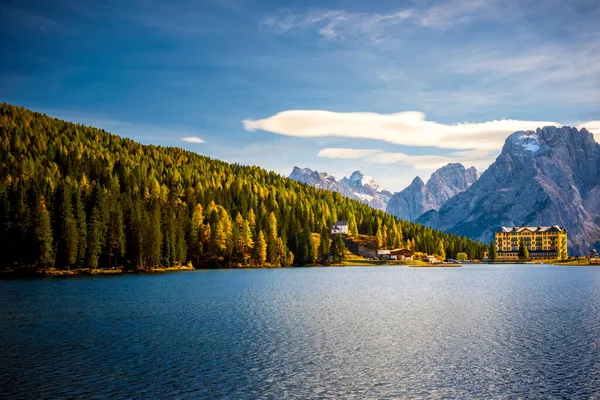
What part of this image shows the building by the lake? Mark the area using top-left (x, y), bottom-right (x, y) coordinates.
top-left (331, 220), bottom-right (349, 235)
top-left (495, 226), bottom-right (568, 261)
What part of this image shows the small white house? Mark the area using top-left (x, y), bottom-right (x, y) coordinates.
top-left (331, 220), bottom-right (349, 234)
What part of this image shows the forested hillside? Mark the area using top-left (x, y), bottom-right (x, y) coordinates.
top-left (0, 104), bottom-right (487, 270)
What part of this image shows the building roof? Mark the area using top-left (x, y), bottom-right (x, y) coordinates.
top-left (333, 220), bottom-right (348, 226)
top-left (498, 225), bottom-right (567, 233)
top-left (391, 248), bottom-right (414, 254)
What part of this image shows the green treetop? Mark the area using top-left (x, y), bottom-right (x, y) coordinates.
top-left (518, 238), bottom-right (529, 260)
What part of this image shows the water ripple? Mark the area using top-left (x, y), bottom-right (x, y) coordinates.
top-left (1, 266), bottom-right (600, 398)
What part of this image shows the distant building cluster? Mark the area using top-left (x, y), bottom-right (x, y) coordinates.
top-left (495, 226), bottom-right (568, 260)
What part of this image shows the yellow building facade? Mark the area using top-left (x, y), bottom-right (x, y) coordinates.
top-left (495, 226), bottom-right (568, 261)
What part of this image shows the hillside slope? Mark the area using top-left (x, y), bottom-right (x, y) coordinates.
top-left (0, 104), bottom-right (487, 269)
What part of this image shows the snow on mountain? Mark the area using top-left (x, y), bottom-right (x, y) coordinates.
top-left (288, 167), bottom-right (391, 210)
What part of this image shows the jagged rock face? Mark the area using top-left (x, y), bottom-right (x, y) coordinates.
top-left (386, 163), bottom-right (479, 221)
top-left (427, 164), bottom-right (479, 206)
top-left (416, 126), bottom-right (600, 255)
top-left (289, 167), bottom-right (340, 192)
top-left (288, 167), bottom-right (392, 211)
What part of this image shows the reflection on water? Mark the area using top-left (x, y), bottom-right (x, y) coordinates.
top-left (1, 265), bottom-right (600, 398)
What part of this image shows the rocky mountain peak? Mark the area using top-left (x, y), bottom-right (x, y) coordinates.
top-left (288, 166), bottom-right (391, 211)
top-left (408, 176), bottom-right (425, 188)
top-left (386, 163), bottom-right (479, 221)
top-left (416, 126), bottom-right (600, 254)
top-left (346, 170), bottom-right (386, 192)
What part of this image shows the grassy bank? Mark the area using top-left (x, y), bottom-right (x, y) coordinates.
top-left (552, 258), bottom-right (593, 266)
top-left (335, 259), bottom-right (433, 267)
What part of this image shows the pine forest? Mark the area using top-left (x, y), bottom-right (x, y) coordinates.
top-left (0, 104), bottom-right (487, 270)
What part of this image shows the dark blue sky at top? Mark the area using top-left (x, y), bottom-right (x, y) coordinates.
top-left (1, 0), bottom-right (599, 190)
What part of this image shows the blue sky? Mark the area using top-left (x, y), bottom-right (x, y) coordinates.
top-left (1, 0), bottom-right (599, 191)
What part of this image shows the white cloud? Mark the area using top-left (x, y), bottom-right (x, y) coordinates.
top-left (317, 148), bottom-right (380, 159)
top-left (318, 148), bottom-right (495, 170)
top-left (243, 110), bottom-right (560, 152)
top-left (181, 136), bottom-right (206, 143)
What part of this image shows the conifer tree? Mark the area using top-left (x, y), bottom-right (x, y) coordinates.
top-left (58, 186), bottom-right (78, 270)
top-left (86, 203), bottom-right (103, 269)
top-left (246, 208), bottom-right (256, 233)
top-left (107, 204), bottom-right (126, 269)
top-left (241, 220), bottom-right (254, 263)
top-left (330, 234), bottom-right (345, 262)
top-left (267, 211), bottom-right (278, 264)
top-left (489, 239), bottom-right (498, 262)
top-left (175, 208), bottom-right (187, 264)
top-left (147, 203), bottom-right (163, 267)
top-left (276, 237), bottom-right (285, 267)
top-left (254, 230), bottom-right (267, 266)
top-left (319, 230), bottom-right (331, 263)
top-left (518, 238), bottom-right (529, 260)
top-left (213, 207), bottom-right (233, 259)
top-left (376, 228), bottom-right (383, 249)
top-left (437, 239), bottom-right (446, 261)
top-left (348, 214), bottom-right (358, 236)
top-left (382, 226), bottom-right (388, 249)
top-left (189, 203), bottom-right (204, 264)
top-left (73, 189), bottom-right (87, 267)
top-left (232, 213), bottom-right (242, 261)
top-left (35, 195), bottom-right (53, 271)
top-left (192, 203), bottom-right (204, 230)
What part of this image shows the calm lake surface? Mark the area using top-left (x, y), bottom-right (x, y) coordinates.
top-left (1, 265), bottom-right (600, 399)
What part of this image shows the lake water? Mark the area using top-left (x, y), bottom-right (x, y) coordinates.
top-left (1, 265), bottom-right (600, 399)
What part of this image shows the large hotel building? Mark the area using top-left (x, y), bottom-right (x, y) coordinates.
top-left (495, 226), bottom-right (568, 261)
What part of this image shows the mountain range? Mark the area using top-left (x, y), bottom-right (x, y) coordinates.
top-left (291, 126), bottom-right (600, 254)
top-left (417, 126), bottom-right (600, 254)
top-left (289, 163), bottom-right (478, 219)
top-left (385, 163), bottom-right (479, 221)
top-left (289, 167), bottom-right (392, 210)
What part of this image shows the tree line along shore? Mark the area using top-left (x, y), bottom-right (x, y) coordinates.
top-left (0, 104), bottom-right (487, 273)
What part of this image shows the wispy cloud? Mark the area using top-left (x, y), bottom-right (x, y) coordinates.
top-left (318, 148), bottom-right (495, 170)
top-left (261, 9), bottom-right (413, 43)
top-left (243, 110), bottom-right (560, 152)
top-left (181, 136), bottom-right (206, 143)
top-left (261, 0), bottom-right (503, 43)
top-left (455, 44), bottom-right (600, 83)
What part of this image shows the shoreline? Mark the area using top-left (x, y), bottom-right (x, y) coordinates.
top-left (2, 260), bottom-right (596, 278)
top-left (0, 265), bottom-right (196, 278)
